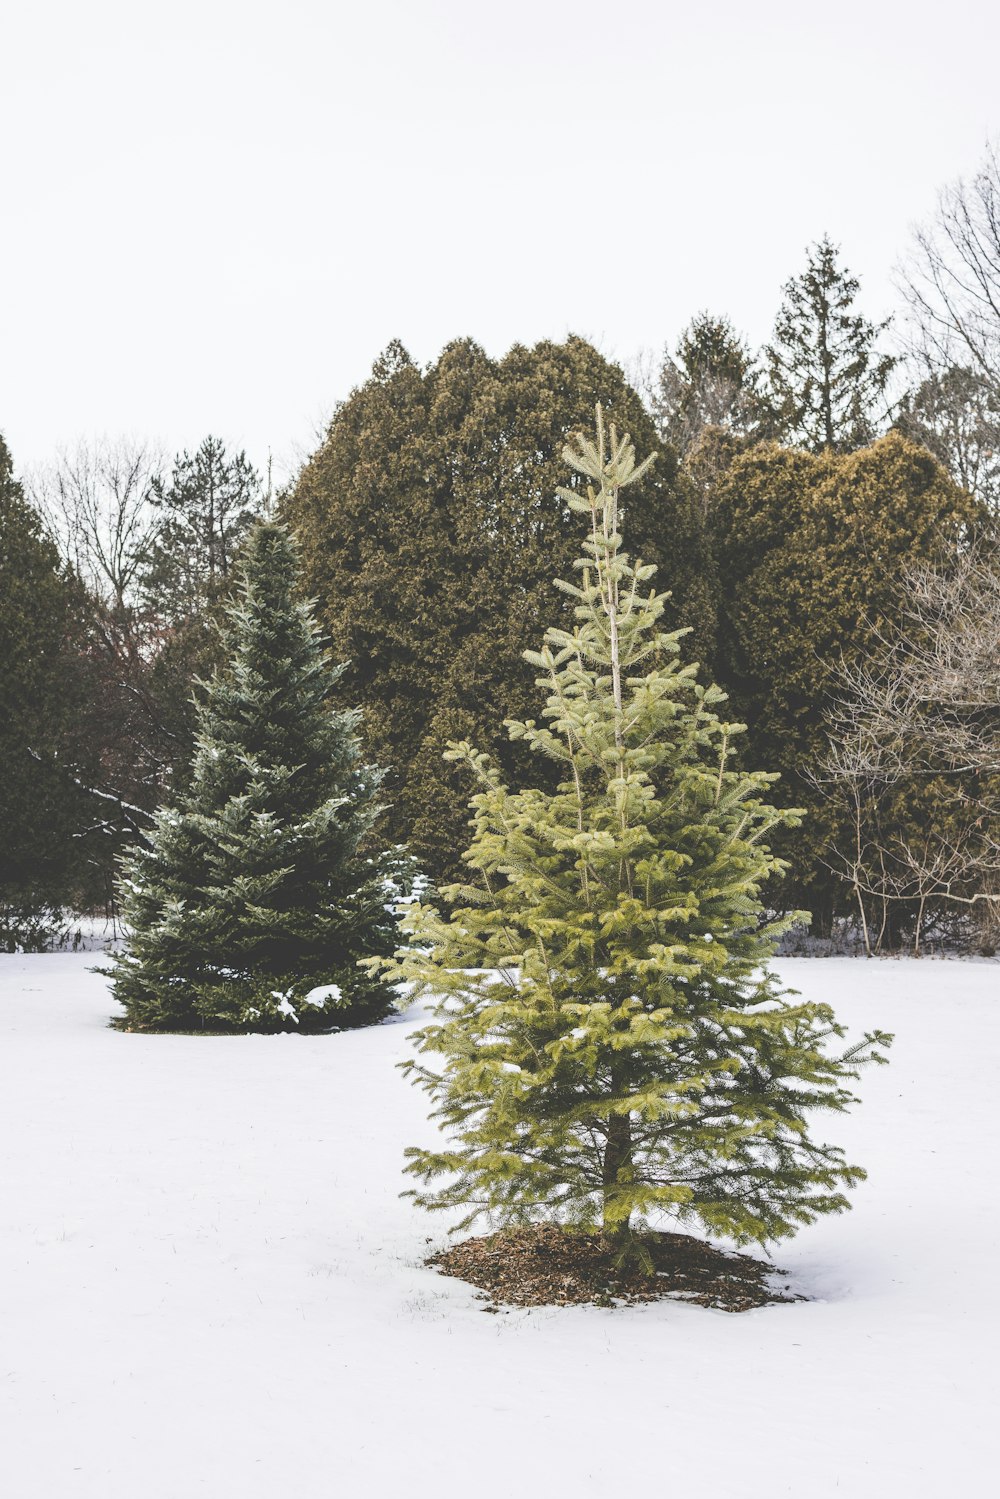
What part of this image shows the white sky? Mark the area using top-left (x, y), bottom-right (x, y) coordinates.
top-left (3, 0), bottom-right (998, 483)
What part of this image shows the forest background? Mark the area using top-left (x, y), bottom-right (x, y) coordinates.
top-left (5, 140), bottom-right (1000, 956)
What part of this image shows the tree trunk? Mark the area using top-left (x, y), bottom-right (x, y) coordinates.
top-left (602, 1113), bottom-right (633, 1240)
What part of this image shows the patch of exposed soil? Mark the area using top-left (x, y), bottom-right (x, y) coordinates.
top-left (428, 1223), bottom-right (803, 1312)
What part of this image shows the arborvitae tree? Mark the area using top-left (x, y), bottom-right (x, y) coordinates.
top-left (109, 523), bottom-right (408, 1032)
top-left (284, 335), bottom-right (714, 883)
top-left (0, 433), bottom-right (94, 941)
top-left (763, 236), bottom-right (895, 452)
top-left (377, 412), bottom-right (888, 1254)
top-left (142, 436), bottom-right (261, 624)
top-left (651, 312), bottom-right (758, 457)
top-left (711, 432), bottom-right (980, 927)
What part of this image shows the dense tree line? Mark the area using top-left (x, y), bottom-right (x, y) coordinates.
top-left (5, 142), bottom-right (1000, 950)
top-left (0, 434), bottom-right (265, 943)
top-left (711, 433), bottom-right (977, 929)
top-left (283, 335), bottom-right (714, 878)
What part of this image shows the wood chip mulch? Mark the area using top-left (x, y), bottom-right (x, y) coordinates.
top-left (428, 1223), bottom-right (803, 1313)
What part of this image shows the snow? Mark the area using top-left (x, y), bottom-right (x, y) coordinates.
top-left (270, 989), bottom-right (298, 1022)
top-left (0, 954), bottom-right (994, 1497)
top-left (302, 982), bottom-right (343, 1007)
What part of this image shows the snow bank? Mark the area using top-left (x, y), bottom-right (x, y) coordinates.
top-left (0, 954), bottom-right (993, 1497)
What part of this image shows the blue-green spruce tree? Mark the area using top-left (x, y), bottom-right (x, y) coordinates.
top-left (110, 523), bottom-right (409, 1031)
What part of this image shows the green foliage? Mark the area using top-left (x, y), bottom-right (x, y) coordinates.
top-left (377, 412), bottom-right (889, 1252)
top-left (763, 236), bottom-right (895, 452)
top-left (711, 432), bottom-right (981, 920)
top-left (652, 312), bottom-right (759, 456)
top-left (142, 436), bottom-right (261, 624)
top-left (0, 432), bottom-right (93, 938)
top-left (283, 335), bottom-right (714, 882)
top-left (896, 364), bottom-right (1000, 516)
top-left (108, 523), bottom-right (409, 1032)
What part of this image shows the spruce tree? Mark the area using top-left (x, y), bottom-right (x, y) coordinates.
top-left (378, 411), bottom-right (889, 1254)
top-left (109, 523), bottom-right (408, 1032)
top-left (763, 236), bottom-right (895, 452)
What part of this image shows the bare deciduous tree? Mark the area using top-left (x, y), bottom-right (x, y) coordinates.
top-left (32, 438), bottom-right (163, 612)
top-left (819, 545), bottom-right (1000, 951)
top-left (896, 144), bottom-right (1000, 515)
top-left (899, 141), bottom-right (1000, 384)
top-left (28, 439), bottom-right (180, 843)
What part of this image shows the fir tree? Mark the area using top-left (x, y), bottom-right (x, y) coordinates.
top-left (377, 411), bottom-right (889, 1254)
top-left (763, 236), bottom-right (895, 452)
top-left (109, 523), bottom-right (408, 1032)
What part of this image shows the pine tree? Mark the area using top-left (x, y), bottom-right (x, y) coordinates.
top-left (142, 436), bottom-right (261, 624)
top-left (109, 523), bottom-right (408, 1032)
top-left (377, 411), bottom-right (889, 1254)
top-left (652, 312), bottom-right (758, 457)
top-left (763, 236), bottom-right (895, 452)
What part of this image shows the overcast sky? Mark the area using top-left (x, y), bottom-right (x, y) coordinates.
top-left (3, 0), bottom-right (998, 483)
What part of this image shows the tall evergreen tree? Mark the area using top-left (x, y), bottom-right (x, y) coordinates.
top-left (109, 523), bottom-right (408, 1032)
top-left (284, 335), bottom-right (714, 882)
top-left (651, 312), bottom-right (758, 457)
top-left (142, 436), bottom-right (261, 624)
top-left (378, 412), bottom-right (888, 1254)
top-left (763, 236), bottom-right (895, 452)
top-left (0, 433), bottom-right (93, 941)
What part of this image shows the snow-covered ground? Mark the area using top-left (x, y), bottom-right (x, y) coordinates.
top-left (0, 955), bottom-right (994, 1498)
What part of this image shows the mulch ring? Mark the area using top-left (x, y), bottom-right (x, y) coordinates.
top-left (428, 1223), bottom-right (804, 1312)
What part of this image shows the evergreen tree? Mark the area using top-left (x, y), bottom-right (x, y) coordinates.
top-left (652, 312), bottom-right (758, 457)
top-left (284, 335), bottom-right (714, 883)
top-left (763, 236), bottom-right (895, 452)
top-left (142, 436), bottom-right (261, 624)
top-left (30, 436), bottom-right (233, 866)
top-left (711, 432), bottom-right (979, 927)
top-left (378, 412), bottom-right (888, 1253)
top-left (109, 523), bottom-right (408, 1032)
top-left (896, 364), bottom-right (1000, 516)
top-left (0, 433), bottom-right (93, 942)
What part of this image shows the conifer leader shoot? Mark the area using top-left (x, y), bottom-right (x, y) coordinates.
top-left (377, 409), bottom-right (890, 1254)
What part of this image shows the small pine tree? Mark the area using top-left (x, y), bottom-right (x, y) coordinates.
top-left (764, 235), bottom-right (895, 452)
top-left (378, 411), bottom-right (889, 1253)
top-left (109, 523), bottom-right (409, 1032)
